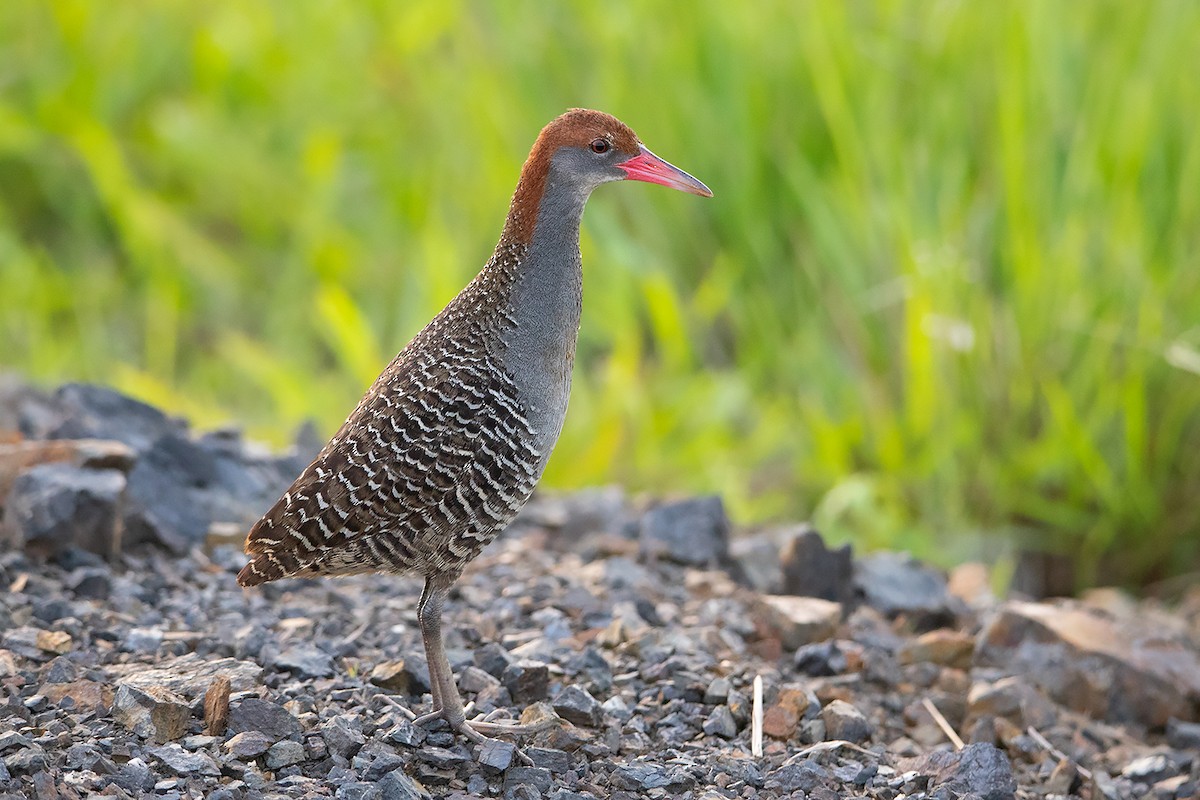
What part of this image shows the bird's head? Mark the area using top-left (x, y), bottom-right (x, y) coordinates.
top-left (531, 108), bottom-right (713, 198)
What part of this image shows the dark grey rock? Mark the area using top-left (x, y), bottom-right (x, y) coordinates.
top-left (780, 527), bottom-right (854, 603)
top-left (336, 784), bottom-right (381, 800)
top-left (40, 656), bottom-right (78, 684)
top-left (478, 738), bottom-right (517, 773)
top-left (794, 640), bottom-right (851, 676)
top-left (66, 566), bottom-right (112, 599)
top-left (113, 757), bottom-right (155, 792)
top-left (1, 744), bottom-right (46, 774)
top-left (854, 552), bottom-right (955, 622)
top-left (905, 742), bottom-right (1016, 800)
top-left (378, 769), bottom-right (432, 800)
top-left (704, 677), bottom-right (731, 705)
top-left (767, 761), bottom-right (832, 793)
top-left (821, 699), bottom-right (872, 743)
top-left (383, 719), bottom-right (427, 748)
top-left (151, 743), bottom-right (221, 775)
top-left (504, 766), bottom-right (553, 794)
top-left (638, 496), bottom-right (729, 566)
top-left (703, 705), bottom-right (738, 738)
top-left (225, 731), bottom-right (273, 760)
top-left (227, 697), bottom-right (302, 740)
top-left (25, 383), bottom-right (182, 454)
top-left (1167, 718), bottom-right (1200, 750)
top-left (502, 659), bottom-right (549, 704)
top-left (272, 643), bottom-right (335, 678)
top-left (609, 763), bottom-right (696, 792)
top-left (4, 464), bottom-right (125, 555)
top-left (475, 641), bottom-right (515, 678)
top-left (321, 714), bottom-right (365, 759)
top-left (362, 751), bottom-right (407, 781)
top-left (527, 747), bottom-right (571, 773)
top-left (266, 740), bottom-right (305, 769)
top-left (416, 745), bottom-right (470, 769)
top-left (551, 684), bottom-right (601, 727)
top-left (0, 732), bottom-right (32, 753)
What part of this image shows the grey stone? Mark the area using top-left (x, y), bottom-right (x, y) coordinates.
top-left (66, 566), bottom-right (112, 599)
top-left (416, 745), bottom-right (470, 769)
top-left (322, 714), bottom-right (366, 759)
top-left (227, 697), bottom-right (302, 740)
top-left (272, 643), bottom-right (336, 678)
top-left (113, 757), bottom-right (155, 792)
top-left (225, 731), bottom-right (273, 760)
top-left (767, 761), bottom-right (832, 792)
top-left (377, 769), bottom-right (432, 800)
top-left (106, 653), bottom-right (263, 696)
top-left (780, 527), bottom-right (854, 603)
top-left (151, 743), bottom-right (221, 776)
top-left (504, 766), bottom-right (554, 794)
top-left (638, 496), bottom-right (729, 566)
top-left (704, 677), bottom-right (731, 705)
top-left (4, 464), bottom-right (125, 555)
top-left (703, 705), bottom-right (738, 738)
top-left (336, 784), bottom-right (381, 800)
top-left (551, 684), bottom-right (601, 726)
top-left (383, 719), bottom-right (427, 748)
top-left (609, 762), bottom-right (696, 792)
top-left (2, 744), bottom-right (46, 774)
top-left (266, 739), bottom-right (306, 769)
top-left (1122, 754), bottom-right (1175, 783)
top-left (474, 641), bottom-right (514, 678)
top-left (478, 738), bottom-right (517, 773)
top-left (502, 659), bottom-right (549, 704)
top-left (854, 552), bottom-right (955, 622)
top-left (112, 684), bottom-right (191, 743)
top-left (123, 627), bottom-right (164, 653)
top-left (821, 699), bottom-right (872, 743)
top-left (761, 595), bottom-right (841, 648)
top-left (527, 747), bottom-right (571, 773)
top-left (25, 383), bottom-right (182, 454)
top-left (1167, 718), bottom-right (1200, 750)
top-left (362, 751), bottom-right (407, 780)
top-left (370, 654), bottom-right (430, 694)
top-left (903, 742), bottom-right (1016, 800)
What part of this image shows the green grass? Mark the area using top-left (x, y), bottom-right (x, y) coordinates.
top-left (2, 1), bottom-right (1199, 589)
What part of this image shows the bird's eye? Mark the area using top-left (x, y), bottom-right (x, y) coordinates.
top-left (590, 138), bottom-right (611, 154)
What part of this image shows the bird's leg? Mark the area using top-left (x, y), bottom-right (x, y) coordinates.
top-left (411, 575), bottom-right (542, 762)
top-left (412, 578), bottom-right (445, 722)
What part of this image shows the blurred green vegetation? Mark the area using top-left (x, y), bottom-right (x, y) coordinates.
top-left (2, 1), bottom-right (1199, 588)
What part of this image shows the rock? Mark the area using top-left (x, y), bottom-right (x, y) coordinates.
top-left (66, 566), bottom-right (112, 599)
top-left (975, 600), bottom-right (1200, 726)
top-left (474, 641), bottom-right (515, 678)
top-left (225, 731), bottom-right (273, 760)
top-left (728, 530), bottom-right (787, 593)
top-left (322, 714), bottom-right (366, 759)
top-left (527, 748), bottom-right (571, 773)
top-left (502, 659), bottom-right (550, 704)
top-left (1045, 758), bottom-right (1079, 794)
top-left (780, 527), bottom-right (854, 603)
top-left (609, 762), bottom-right (695, 792)
top-left (760, 595), bottom-right (841, 649)
top-left (821, 699), bottom-right (872, 743)
top-left (1122, 754), bottom-right (1175, 783)
top-left (702, 705), bottom-right (737, 738)
top-left (1167, 717), bottom-right (1200, 749)
top-left (948, 562), bottom-right (995, 608)
top-left (112, 757), bottom-right (155, 792)
top-left (383, 719), bottom-right (427, 748)
top-left (112, 684), bottom-right (192, 743)
top-left (40, 679), bottom-right (112, 711)
top-left (902, 742), bottom-right (1016, 800)
top-left (2, 744), bottom-right (46, 774)
top-left (766, 761), bottom-right (833, 793)
top-left (150, 743), bottom-right (221, 776)
top-left (377, 769), bottom-right (432, 800)
top-left (35, 629), bottom-right (72, 654)
top-left (3, 464), bottom-right (125, 556)
top-left (24, 383), bottom-right (183, 454)
top-left (794, 640), bottom-right (859, 676)
top-left (227, 697), bottom-right (302, 740)
top-left (965, 676), bottom-right (1054, 728)
top-left (123, 627), bottom-right (164, 653)
top-left (271, 643), bottom-right (335, 678)
top-left (266, 740), bottom-right (306, 769)
top-left (551, 684), bottom-right (601, 726)
top-left (204, 676), bottom-right (231, 736)
top-left (638, 496), bottom-right (729, 566)
top-left (107, 653), bottom-right (263, 697)
top-left (478, 738), bottom-right (517, 773)
top-left (854, 552), bottom-right (956, 623)
top-left (370, 655), bottom-right (430, 694)
top-left (504, 766), bottom-right (554, 794)
top-left (704, 677), bottom-right (731, 705)
top-left (898, 629), bottom-right (975, 669)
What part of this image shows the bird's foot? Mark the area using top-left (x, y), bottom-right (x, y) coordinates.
top-left (415, 704), bottom-right (552, 766)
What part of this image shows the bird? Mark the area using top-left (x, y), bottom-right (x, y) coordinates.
top-left (237, 109), bottom-right (711, 756)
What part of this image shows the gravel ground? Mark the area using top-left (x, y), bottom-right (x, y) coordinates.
top-left (1, 383), bottom-right (1199, 799)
